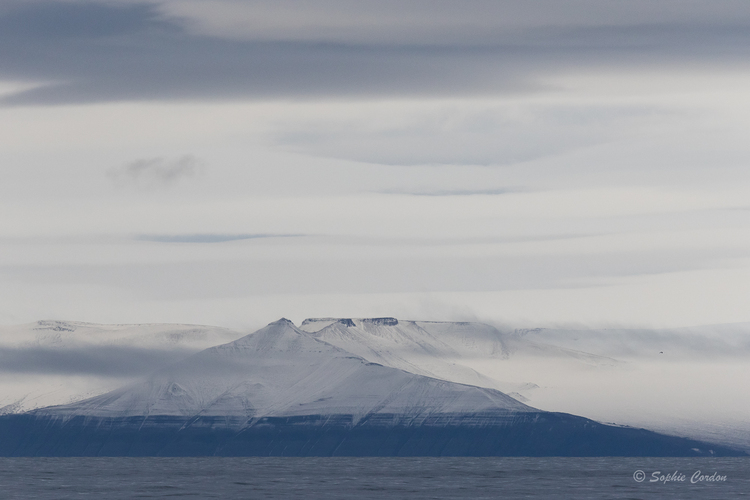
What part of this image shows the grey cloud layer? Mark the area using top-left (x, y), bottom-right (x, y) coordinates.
top-left (2, 1), bottom-right (750, 105)
top-left (0, 345), bottom-right (193, 377)
top-left (1, 246), bottom-right (744, 300)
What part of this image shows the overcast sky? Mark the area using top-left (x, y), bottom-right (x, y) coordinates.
top-left (2, 0), bottom-right (750, 329)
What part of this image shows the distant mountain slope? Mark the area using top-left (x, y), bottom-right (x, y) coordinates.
top-left (301, 317), bottom-right (616, 396)
top-left (0, 320), bottom-right (243, 413)
top-left (300, 317), bottom-right (504, 390)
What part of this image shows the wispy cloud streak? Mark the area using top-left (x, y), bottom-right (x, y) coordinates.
top-left (107, 155), bottom-right (204, 189)
top-left (136, 234), bottom-right (303, 243)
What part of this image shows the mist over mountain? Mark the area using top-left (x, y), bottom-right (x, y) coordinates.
top-left (0, 320), bottom-right (242, 414)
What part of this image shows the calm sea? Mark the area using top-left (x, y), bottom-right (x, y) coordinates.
top-left (1, 457), bottom-right (747, 499)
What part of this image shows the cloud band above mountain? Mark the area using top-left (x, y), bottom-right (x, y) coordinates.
top-left (2, 0), bottom-right (750, 105)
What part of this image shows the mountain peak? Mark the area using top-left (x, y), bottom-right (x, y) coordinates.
top-left (229, 317), bottom-right (307, 348)
top-left (272, 318), bottom-right (294, 325)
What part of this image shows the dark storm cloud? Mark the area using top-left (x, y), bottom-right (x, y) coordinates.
top-left (0, 345), bottom-right (193, 377)
top-left (2, 1), bottom-right (750, 105)
top-left (0, 1), bottom-right (168, 39)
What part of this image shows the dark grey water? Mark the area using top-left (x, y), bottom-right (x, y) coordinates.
top-left (0, 457), bottom-right (747, 499)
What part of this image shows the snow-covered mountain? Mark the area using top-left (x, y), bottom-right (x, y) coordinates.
top-left (1, 317), bottom-right (747, 456)
top-left (36, 319), bottom-right (530, 421)
top-left (4, 318), bottom-right (744, 457)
